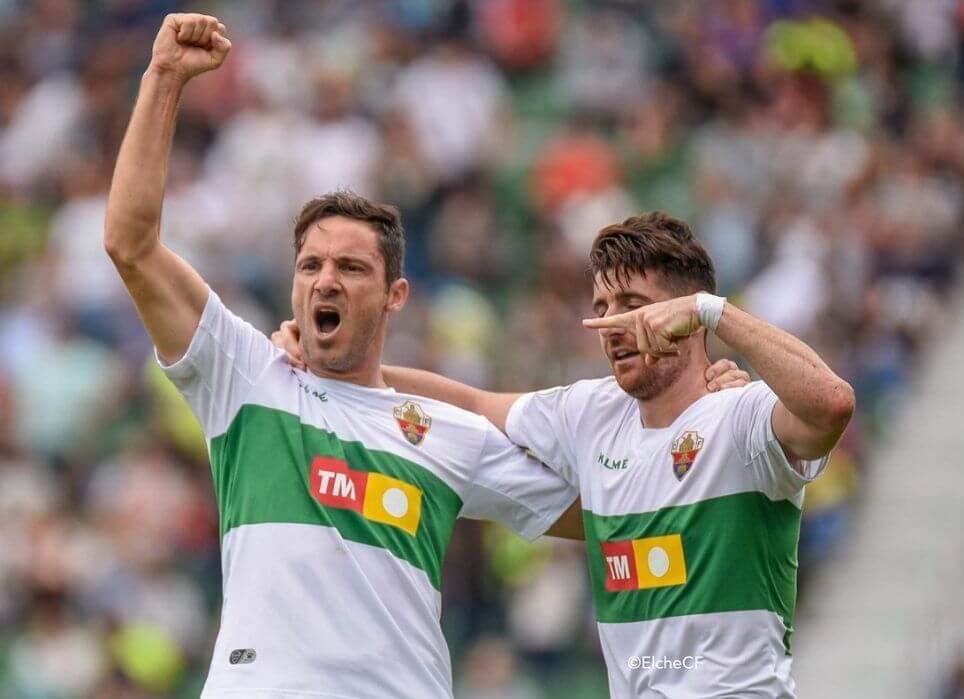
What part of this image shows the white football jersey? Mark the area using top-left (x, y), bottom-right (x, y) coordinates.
top-left (506, 377), bottom-right (827, 698)
top-left (160, 290), bottom-right (577, 698)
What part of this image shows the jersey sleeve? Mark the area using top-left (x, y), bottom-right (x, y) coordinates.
top-left (157, 288), bottom-right (279, 438)
top-left (459, 419), bottom-right (579, 541)
top-left (729, 381), bottom-right (829, 499)
top-left (504, 386), bottom-right (581, 487)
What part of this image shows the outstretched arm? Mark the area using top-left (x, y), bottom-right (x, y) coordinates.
top-left (104, 13), bottom-right (231, 364)
top-left (270, 320), bottom-right (750, 431)
top-left (584, 294), bottom-right (855, 463)
top-left (270, 319), bottom-right (520, 428)
top-left (383, 366), bottom-right (521, 432)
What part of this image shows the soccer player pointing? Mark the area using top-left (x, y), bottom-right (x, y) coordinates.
top-left (582, 219), bottom-right (854, 465)
top-left (545, 214), bottom-right (855, 697)
top-left (276, 213), bottom-right (854, 697)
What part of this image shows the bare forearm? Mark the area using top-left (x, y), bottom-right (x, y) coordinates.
top-left (715, 303), bottom-right (855, 432)
top-left (382, 366), bottom-right (519, 431)
top-left (383, 366), bottom-right (483, 412)
top-left (104, 67), bottom-right (184, 263)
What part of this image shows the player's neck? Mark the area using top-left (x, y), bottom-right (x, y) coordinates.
top-left (308, 363), bottom-right (389, 388)
top-left (306, 323), bottom-right (392, 388)
top-left (636, 360), bottom-right (711, 429)
top-left (307, 350), bottom-right (390, 389)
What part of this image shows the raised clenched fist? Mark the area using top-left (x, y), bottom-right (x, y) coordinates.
top-left (150, 13), bottom-right (231, 83)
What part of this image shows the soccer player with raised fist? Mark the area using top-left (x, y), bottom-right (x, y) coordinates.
top-left (149, 13), bottom-right (231, 81)
top-left (107, 15), bottom-right (582, 699)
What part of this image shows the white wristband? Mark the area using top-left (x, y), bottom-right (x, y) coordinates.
top-left (696, 293), bottom-right (726, 331)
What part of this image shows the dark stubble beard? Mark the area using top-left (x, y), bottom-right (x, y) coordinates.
top-left (615, 349), bottom-right (688, 401)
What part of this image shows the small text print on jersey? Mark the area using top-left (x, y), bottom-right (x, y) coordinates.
top-left (671, 430), bottom-right (704, 481)
top-left (601, 534), bottom-right (688, 591)
top-left (393, 400), bottom-right (432, 446)
top-left (310, 456), bottom-right (423, 536)
top-left (597, 452), bottom-right (630, 470)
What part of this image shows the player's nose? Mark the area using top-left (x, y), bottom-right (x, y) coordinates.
top-left (313, 261), bottom-right (342, 295)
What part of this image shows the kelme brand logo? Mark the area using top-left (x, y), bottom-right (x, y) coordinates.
top-left (598, 452), bottom-right (630, 470)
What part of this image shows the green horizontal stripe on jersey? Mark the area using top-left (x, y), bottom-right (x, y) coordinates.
top-left (585, 491), bottom-right (801, 652)
top-left (209, 403), bottom-right (463, 589)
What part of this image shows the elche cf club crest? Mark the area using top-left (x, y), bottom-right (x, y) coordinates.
top-left (393, 401), bottom-right (433, 446)
top-left (671, 430), bottom-right (704, 481)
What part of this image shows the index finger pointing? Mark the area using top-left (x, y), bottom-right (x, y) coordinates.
top-left (582, 312), bottom-right (634, 330)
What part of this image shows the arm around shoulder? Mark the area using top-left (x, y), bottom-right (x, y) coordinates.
top-left (382, 365), bottom-right (521, 432)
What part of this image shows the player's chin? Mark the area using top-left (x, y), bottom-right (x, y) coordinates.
top-left (613, 361), bottom-right (660, 395)
top-left (611, 363), bottom-right (639, 388)
top-left (305, 339), bottom-right (338, 364)
top-left (313, 343), bottom-right (358, 373)
top-left (610, 354), bottom-right (642, 378)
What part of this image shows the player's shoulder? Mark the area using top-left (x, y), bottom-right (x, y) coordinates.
top-left (390, 390), bottom-right (493, 434)
top-left (691, 380), bottom-right (774, 421)
top-left (534, 375), bottom-right (629, 408)
top-left (520, 376), bottom-right (634, 431)
top-left (717, 380), bottom-right (773, 406)
top-left (385, 391), bottom-right (505, 469)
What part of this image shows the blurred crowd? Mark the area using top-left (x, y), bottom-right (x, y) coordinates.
top-left (0, 0), bottom-right (962, 696)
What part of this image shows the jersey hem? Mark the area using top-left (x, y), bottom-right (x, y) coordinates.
top-left (515, 488), bottom-right (579, 541)
top-left (757, 387), bottom-right (830, 489)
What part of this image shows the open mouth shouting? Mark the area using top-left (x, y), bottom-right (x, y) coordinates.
top-left (313, 305), bottom-right (342, 341)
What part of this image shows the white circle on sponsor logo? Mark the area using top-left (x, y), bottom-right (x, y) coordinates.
top-left (382, 488), bottom-right (409, 518)
top-left (648, 546), bottom-right (670, 577)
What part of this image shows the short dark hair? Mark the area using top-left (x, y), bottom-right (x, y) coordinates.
top-left (588, 211), bottom-right (717, 295)
top-left (293, 191), bottom-right (405, 285)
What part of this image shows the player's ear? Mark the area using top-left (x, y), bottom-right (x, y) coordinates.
top-left (385, 277), bottom-right (409, 314)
